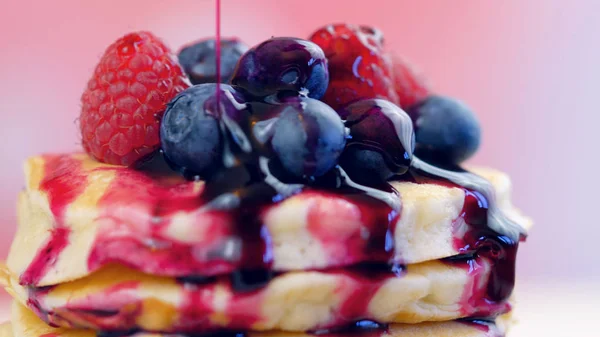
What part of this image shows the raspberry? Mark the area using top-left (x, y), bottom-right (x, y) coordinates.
top-left (309, 24), bottom-right (399, 111)
top-left (390, 54), bottom-right (430, 109)
top-left (80, 31), bottom-right (190, 166)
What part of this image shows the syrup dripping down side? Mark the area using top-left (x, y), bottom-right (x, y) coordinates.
top-left (406, 157), bottom-right (522, 314)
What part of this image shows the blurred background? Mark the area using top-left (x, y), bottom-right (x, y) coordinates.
top-left (0, 0), bottom-right (597, 334)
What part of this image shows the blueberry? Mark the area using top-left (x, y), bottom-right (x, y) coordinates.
top-left (160, 83), bottom-right (247, 179)
top-left (178, 38), bottom-right (249, 84)
top-left (231, 37), bottom-right (329, 99)
top-left (262, 96), bottom-right (345, 178)
top-left (338, 99), bottom-right (415, 184)
top-left (407, 95), bottom-right (481, 165)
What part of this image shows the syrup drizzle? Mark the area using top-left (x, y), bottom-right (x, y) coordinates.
top-left (197, 78), bottom-right (404, 273)
top-left (407, 157), bottom-right (522, 315)
top-left (410, 158), bottom-right (525, 241)
top-left (215, 0), bottom-right (222, 109)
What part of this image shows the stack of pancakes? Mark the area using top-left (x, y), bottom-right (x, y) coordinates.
top-left (0, 154), bottom-right (531, 337)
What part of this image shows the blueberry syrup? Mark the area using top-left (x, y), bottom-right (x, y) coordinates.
top-left (406, 157), bottom-right (524, 317)
top-left (215, 0), bottom-right (222, 110)
top-left (409, 158), bottom-right (525, 242)
top-left (336, 263), bottom-right (402, 324)
top-left (20, 155), bottom-right (86, 286)
top-left (305, 190), bottom-right (398, 265)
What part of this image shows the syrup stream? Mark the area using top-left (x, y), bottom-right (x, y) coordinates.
top-left (215, 0), bottom-right (221, 99)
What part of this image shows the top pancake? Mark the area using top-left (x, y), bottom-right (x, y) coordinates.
top-left (7, 153), bottom-right (530, 286)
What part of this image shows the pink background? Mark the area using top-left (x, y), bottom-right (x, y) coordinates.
top-left (0, 0), bottom-right (597, 294)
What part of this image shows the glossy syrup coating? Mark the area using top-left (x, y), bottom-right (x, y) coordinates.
top-left (338, 99), bottom-right (415, 184)
top-left (178, 37), bottom-right (249, 84)
top-left (231, 37), bottom-right (329, 99)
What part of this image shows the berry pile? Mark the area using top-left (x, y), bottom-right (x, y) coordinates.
top-left (162, 37), bottom-right (343, 181)
top-left (79, 25), bottom-right (482, 185)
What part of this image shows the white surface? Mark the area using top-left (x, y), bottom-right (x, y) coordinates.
top-left (0, 281), bottom-right (596, 336)
top-left (510, 281), bottom-right (597, 337)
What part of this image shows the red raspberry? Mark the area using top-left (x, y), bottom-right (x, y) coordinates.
top-left (309, 24), bottom-right (399, 111)
top-left (80, 31), bottom-right (190, 166)
top-left (390, 54), bottom-right (430, 109)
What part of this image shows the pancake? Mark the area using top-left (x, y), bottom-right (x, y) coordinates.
top-left (3, 301), bottom-right (511, 337)
top-left (7, 154), bottom-right (530, 287)
top-left (1, 256), bottom-right (507, 332)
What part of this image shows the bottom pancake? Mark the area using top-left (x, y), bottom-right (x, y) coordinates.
top-left (2, 258), bottom-right (508, 332)
top-left (3, 301), bottom-right (511, 337)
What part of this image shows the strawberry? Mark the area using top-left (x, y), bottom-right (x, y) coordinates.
top-left (309, 24), bottom-right (399, 111)
top-left (80, 31), bottom-right (190, 166)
